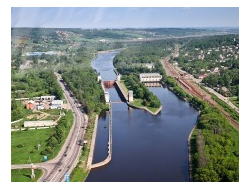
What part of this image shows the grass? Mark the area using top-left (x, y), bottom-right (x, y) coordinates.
top-left (70, 147), bottom-right (91, 182)
top-left (121, 80), bottom-right (161, 114)
top-left (228, 123), bottom-right (239, 156)
top-left (211, 94), bottom-right (239, 122)
top-left (229, 97), bottom-right (239, 108)
top-left (70, 114), bottom-right (96, 182)
top-left (40, 109), bottom-right (61, 115)
top-left (11, 129), bottom-right (55, 164)
top-left (11, 168), bottom-right (43, 182)
top-left (120, 80), bottom-right (129, 95)
top-left (11, 111), bottom-right (73, 164)
top-left (130, 99), bottom-right (160, 113)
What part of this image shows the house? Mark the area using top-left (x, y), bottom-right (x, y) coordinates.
top-left (26, 100), bottom-right (35, 110)
top-left (198, 73), bottom-right (208, 79)
top-left (211, 67), bottom-right (219, 73)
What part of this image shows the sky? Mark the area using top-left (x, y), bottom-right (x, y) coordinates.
top-left (11, 7), bottom-right (239, 28)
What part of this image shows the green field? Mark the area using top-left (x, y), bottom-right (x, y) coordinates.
top-left (11, 129), bottom-right (55, 164)
top-left (11, 168), bottom-right (43, 182)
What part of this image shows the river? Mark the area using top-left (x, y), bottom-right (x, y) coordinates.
top-left (86, 52), bottom-right (198, 182)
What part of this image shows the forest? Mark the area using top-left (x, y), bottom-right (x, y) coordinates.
top-left (122, 75), bottom-right (161, 108)
top-left (190, 98), bottom-right (239, 182)
top-left (61, 67), bottom-right (106, 114)
top-left (11, 70), bottom-right (63, 99)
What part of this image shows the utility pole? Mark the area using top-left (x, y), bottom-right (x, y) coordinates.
top-left (31, 163), bottom-right (35, 179)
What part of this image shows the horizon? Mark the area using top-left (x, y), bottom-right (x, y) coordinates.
top-left (11, 7), bottom-right (239, 28)
top-left (11, 26), bottom-right (239, 29)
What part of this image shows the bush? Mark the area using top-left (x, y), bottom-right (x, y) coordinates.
top-left (17, 144), bottom-right (23, 148)
top-left (40, 151), bottom-right (46, 155)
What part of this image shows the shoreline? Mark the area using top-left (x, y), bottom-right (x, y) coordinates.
top-left (86, 114), bottom-right (99, 168)
top-left (187, 125), bottom-right (196, 182)
top-left (127, 103), bottom-right (162, 116)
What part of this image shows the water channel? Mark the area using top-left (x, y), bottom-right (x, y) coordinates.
top-left (86, 52), bottom-right (198, 182)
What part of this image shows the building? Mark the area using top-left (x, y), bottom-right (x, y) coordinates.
top-left (51, 100), bottom-right (63, 106)
top-left (139, 73), bottom-right (162, 82)
top-left (40, 96), bottom-right (55, 101)
top-left (24, 120), bottom-right (55, 128)
top-left (26, 100), bottom-right (35, 110)
top-left (104, 91), bottom-right (110, 103)
top-left (198, 73), bottom-right (208, 79)
top-left (144, 63), bottom-right (155, 70)
top-left (50, 104), bottom-right (61, 109)
top-left (37, 105), bottom-right (44, 110)
top-left (128, 91), bottom-right (133, 102)
top-left (50, 100), bottom-right (63, 109)
top-left (116, 74), bottom-right (121, 82)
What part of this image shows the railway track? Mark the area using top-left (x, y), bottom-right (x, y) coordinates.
top-left (163, 58), bottom-right (239, 130)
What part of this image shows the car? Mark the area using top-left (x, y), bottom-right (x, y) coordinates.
top-left (43, 179), bottom-right (46, 182)
top-left (64, 153), bottom-right (67, 157)
top-left (59, 169), bottom-right (62, 172)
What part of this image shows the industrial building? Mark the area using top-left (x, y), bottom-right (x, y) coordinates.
top-left (40, 96), bottom-right (55, 101)
top-left (24, 120), bottom-right (55, 128)
top-left (51, 100), bottom-right (63, 109)
top-left (139, 73), bottom-right (162, 82)
top-left (51, 100), bottom-right (63, 106)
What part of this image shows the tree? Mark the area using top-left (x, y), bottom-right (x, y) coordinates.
top-left (47, 136), bottom-right (58, 148)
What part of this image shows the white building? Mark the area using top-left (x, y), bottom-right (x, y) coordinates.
top-left (128, 91), bottom-right (134, 102)
top-left (104, 91), bottom-right (110, 103)
top-left (51, 100), bottom-right (63, 106)
top-left (24, 120), bottom-right (55, 128)
top-left (40, 96), bottom-right (55, 101)
top-left (139, 73), bottom-right (162, 82)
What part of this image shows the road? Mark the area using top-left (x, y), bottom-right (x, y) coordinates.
top-left (11, 72), bottom-right (87, 182)
top-left (205, 87), bottom-right (239, 113)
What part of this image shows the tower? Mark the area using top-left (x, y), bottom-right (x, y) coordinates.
top-left (128, 91), bottom-right (133, 102)
top-left (31, 163), bottom-right (35, 179)
top-left (117, 74), bottom-right (121, 82)
top-left (104, 91), bottom-right (110, 103)
top-left (97, 75), bottom-right (102, 82)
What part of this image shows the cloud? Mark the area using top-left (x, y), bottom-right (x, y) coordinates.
top-left (182, 7), bottom-right (191, 11)
top-left (93, 7), bottom-right (105, 24)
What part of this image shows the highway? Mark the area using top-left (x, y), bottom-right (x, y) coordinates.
top-left (11, 72), bottom-right (87, 182)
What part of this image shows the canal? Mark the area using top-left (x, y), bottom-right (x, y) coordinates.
top-left (86, 52), bottom-right (198, 182)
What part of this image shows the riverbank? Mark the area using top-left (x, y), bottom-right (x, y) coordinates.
top-left (128, 101), bottom-right (162, 115)
top-left (70, 113), bottom-right (98, 182)
top-left (87, 114), bottom-right (99, 168)
top-left (119, 79), bottom-right (162, 115)
top-left (187, 125), bottom-right (196, 182)
top-left (88, 102), bottom-right (112, 169)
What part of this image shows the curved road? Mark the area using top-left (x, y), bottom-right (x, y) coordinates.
top-left (11, 72), bottom-right (87, 182)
